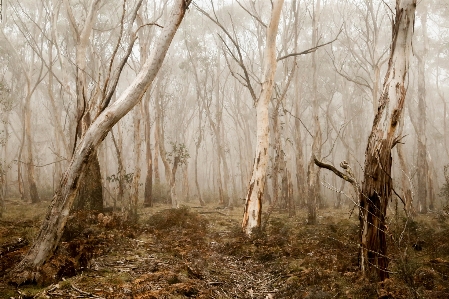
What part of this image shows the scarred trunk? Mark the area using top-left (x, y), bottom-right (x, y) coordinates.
top-left (242, 0), bottom-right (283, 235)
top-left (8, 0), bottom-right (189, 285)
top-left (359, 0), bottom-right (416, 281)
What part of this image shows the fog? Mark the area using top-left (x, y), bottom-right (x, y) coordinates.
top-left (0, 0), bottom-right (448, 216)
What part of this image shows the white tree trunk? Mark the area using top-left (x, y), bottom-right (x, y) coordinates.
top-left (242, 0), bottom-right (284, 235)
top-left (9, 0), bottom-right (190, 285)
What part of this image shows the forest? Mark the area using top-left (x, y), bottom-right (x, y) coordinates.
top-left (1, 0), bottom-right (449, 298)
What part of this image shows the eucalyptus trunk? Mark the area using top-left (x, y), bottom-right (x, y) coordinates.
top-left (143, 95), bottom-right (153, 207)
top-left (359, 0), bottom-right (416, 281)
top-left (242, 0), bottom-right (284, 235)
top-left (307, 0), bottom-right (322, 225)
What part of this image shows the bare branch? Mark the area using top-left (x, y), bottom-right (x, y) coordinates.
top-left (277, 28), bottom-right (342, 62)
top-left (100, 0), bottom-right (144, 112)
top-left (193, 2), bottom-right (257, 102)
top-left (313, 155), bottom-right (356, 185)
top-left (236, 0), bottom-right (267, 28)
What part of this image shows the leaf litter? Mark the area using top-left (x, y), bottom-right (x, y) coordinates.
top-left (1, 201), bottom-right (449, 298)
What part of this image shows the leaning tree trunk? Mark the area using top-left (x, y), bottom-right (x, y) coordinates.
top-left (72, 0), bottom-right (103, 212)
top-left (359, 0), bottom-right (416, 281)
top-left (242, 0), bottom-right (284, 235)
top-left (8, 0), bottom-right (190, 285)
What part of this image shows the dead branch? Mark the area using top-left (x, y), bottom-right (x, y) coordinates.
top-left (193, 2), bottom-right (257, 102)
top-left (313, 155), bottom-right (356, 185)
top-left (277, 28), bottom-right (342, 62)
top-left (235, 0), bottom-right (267, 28)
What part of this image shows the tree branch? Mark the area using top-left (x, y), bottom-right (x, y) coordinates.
top-left (277, 28), bottom-right (342, 62)
top-left (313, 155), bottom-right (356, 185)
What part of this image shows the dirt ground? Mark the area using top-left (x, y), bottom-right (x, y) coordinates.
top-left (1, 198), bottom-right (449, 298)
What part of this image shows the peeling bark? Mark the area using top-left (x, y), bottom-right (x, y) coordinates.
top-left (242, 0), bottom-right (284, 235)
top-left (359, 0), bottom-right (416, 281)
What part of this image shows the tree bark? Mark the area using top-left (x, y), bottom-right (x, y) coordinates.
top-left (182, 164), bottom-right (190, 202)
top-left (71, 0), bottom-right (103, 212)
top-left (73, 151), bottom-right (103, 211)
top-left (170, 156), bottom-right (180, 208)
top-left (129, 104), bottom-right (142, 222)
top-left (272, 101), bottom-right (281, 208)
top-left (24, 93), bottom-right (40, 204)
top-left (307, 0), bottom-right (322, 225)
top-left (416, 53), bottom-right (427, 213)
top-left (294, 97), bottom-right (306, 208)
top-left (143, 93), bottom-right (153, 207)
top-left (155, 91), bottom-right (173, 205)
top-left (416, 4), bottom-right (428, 213)
top-left (242, 0), bottom-right (284, 235)
top-left (194, 107), bottom-right (204, 206)
top-left (396, 117), bottom-right (414, 217)
top-left (8, 0), bottom-right (190, 285)
top-left (153, 110), bottom-right (161, 190)
top-left (359, 0), bottom-right (416, 281)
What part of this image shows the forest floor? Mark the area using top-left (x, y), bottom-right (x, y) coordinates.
top-left (1, 198), bottom-right (449, 299)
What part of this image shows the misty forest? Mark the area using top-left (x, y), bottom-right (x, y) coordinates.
top-left (1, 0), bottom-right (449, 298)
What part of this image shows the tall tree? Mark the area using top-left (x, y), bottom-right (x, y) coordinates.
top-left (8, 0), bottom-right (191, 285)
top-left (242, 0), bottom-right (284, 235)
top-left (306, 0), bottom-right (322, 225)
top-left (359, 0), bottom-right (416, 281)
top-left (415, 3), bottom-right (429, 213)
top-left (70, 0), bottom-right (103, 211)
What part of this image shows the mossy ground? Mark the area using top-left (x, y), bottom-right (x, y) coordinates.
top-left (1, 198), bottom-right (449, 298)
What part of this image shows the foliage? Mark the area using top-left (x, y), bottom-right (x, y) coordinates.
top-left (167, 141), bottom-right (190, 165)
top-left (2, 201), bottom-right (449, 296)
top-left (106, 172), bottom-right (134, 185)
top-left (0, 81), bottom-right (13, 113)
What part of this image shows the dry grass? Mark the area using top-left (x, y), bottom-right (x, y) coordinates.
top-left (0, 199), bottom-right (449, 298)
